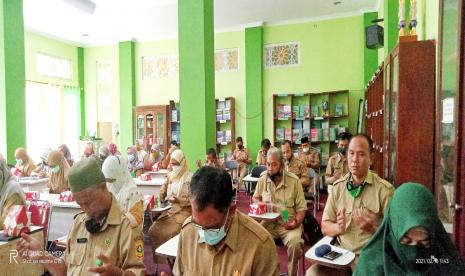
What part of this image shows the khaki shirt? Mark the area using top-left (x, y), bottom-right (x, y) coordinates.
top-left (253, 171), bottom-right (307, 223)
top-left (0, 193), bottom-right (25, 230)
top-left (173, 211), bottom-right (279, 276)
top-left (159, 173), bottom-right (192, 223)
top-left (286, 156), bottom-right (310, 188)
top-left (322, 170), bottom-right (394, 254)
top-left (325, 153), bottom-right (348, 183)
top-left (298, 148), bottom-right (320, 170)
top-left (65, 195), bottom-right (145, 276)
top-left (256, 149), bottom-right (267, 166)
top-left (232, 148), bottom-right (251, 167)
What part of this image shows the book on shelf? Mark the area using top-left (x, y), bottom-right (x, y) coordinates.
top-left (292, 106), bottom-right (299, 118)
top-left (322, 121), bottom-right (329, 129)
top-left (310, 128), bottom-right (319, 142)
top-left (312, 120), bottom-right (322, 129)
top-left (171, 130), bottom-right (180, 143)
top-left (338, 127), bottom-right (347, 134)
top-left (216, 131), bottom-right (224, 144)
top-left (283, 105), bottom-right (291, 119)
top-left (304, 106), bottom-right (310, 118)
top-left (217, 100), bottom-right (226, 109)
top-left (292, 129), bottom-right (302, 143)
top-left (292, 120), bottom-right (303, 129)
top-left (311, 105), bottom-right (319, 117)
top-left (225, 99), bottom-right (231, 109)
top-left (276, 128), bottom-right (285, 141)
top-left (322, 128), bottom-right (330, 141)
top-left (330, 128), bottom-right (337, 141)
top-left (225, 130), bottom-right (232, 143)
top-left (216, 109), bottom-right (223, 121)
top-left (298, 105), bottom-right (306, 119)
top-left (334, 104), bottom-right (344, 116)
top-left (171, 109), bottom-right (179, 122)
top-left (302, 128), bottom-right (310, 139)
top-left (284, 128), bottom-right (292, 141)
top-left (223, 108), bottom-right (231, 121)
top-left (277, 104), bottom-right (285, 120)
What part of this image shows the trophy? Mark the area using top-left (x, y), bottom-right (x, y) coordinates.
top-left (398, 0), bottom-right (417, 37)
top-left (321, 100), bottom-right (329, 117)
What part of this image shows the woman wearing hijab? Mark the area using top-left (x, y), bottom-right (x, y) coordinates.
top-left (58, 144), bottom-right (74, 167)
top-left (81, 141), bottom-right (95, 160)
top-left (46, 150), bottom-right (70, 193)
top-left (98, 144), bottom-right (110, 165)
top-left (102, 155), bottom-right (144, 228)
top-left (108, 143), bottom-right (120, 156)
top-left (127, 146), bottom-right (143, 177)
top-left (148, 149), bottom-right (193, 264)
top-left (143, 144), bottom-right (164, 171)
top-left (355, 183), bottom-right (465, 275)
top-left (0, 158), bottom-right (26, 230)
top-left (32, 148), bottom-right (52, 178)
top-left (14, 148), bottom-right (37, 177)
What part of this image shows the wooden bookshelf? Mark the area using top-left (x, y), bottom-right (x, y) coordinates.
top-left (215, 97), bottom-right (235, 161)
top-left (168, 100), bottom-right (181, 146)
top-left (134, 105), bottom-right (169, 154)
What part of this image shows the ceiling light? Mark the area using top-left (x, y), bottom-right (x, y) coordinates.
top-left (62, 0), bottom-right (96, 14)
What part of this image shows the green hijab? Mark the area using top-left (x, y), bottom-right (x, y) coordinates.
top-left (354, 183), bottom-right (465, 276)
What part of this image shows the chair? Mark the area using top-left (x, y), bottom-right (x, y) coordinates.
top-left (247, 165), bottom-right (266, 195)
top-left (274, 237), bottom-right (306, 276)
top-left (304, 168), bottom-right (319, 217)
top-left (28, 199), bottom-right (52, 249)
top-left (224, 160), bottom-right (239, 190)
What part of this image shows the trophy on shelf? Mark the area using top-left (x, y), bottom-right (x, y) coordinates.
top-left (398, 0), bottom-right (418, 40)
top-left (321, 100), bottom-right (329, 117)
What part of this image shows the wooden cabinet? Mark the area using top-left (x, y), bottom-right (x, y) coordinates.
top-left (169, 100), bottom-right (181, 146)
top-left (215, 97), bottom-right (235, 161)
top-left (134, 105), bottom-right (169, 154)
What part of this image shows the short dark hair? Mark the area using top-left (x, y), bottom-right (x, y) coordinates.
top-left (282, 140), bottom-right (292, 147)
top-left (236, 137), bottom-right (243, 143)
top-left (206, 148), bottom-right (217, 158)
top-left (170, 140), bottom-right (178, 146)
top-left (349, 134), bottom-right (373, 153)
top-left (261, 138), bottom-right (271, 148)
top-left (338, 132), bottom-right (353, 141)
top-left (190, 166), bottom-right (233, 213)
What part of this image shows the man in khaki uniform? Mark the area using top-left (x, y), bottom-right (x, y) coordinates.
top-left (307, 134), bottom-right (394, 276)
top-left (231, 136), bottom-right (252, 186)
top-left (173, 166), bottom-right (279, 276)
top-left (253, 148), bottom-right (307, 276)
top-left (325, 132), bottom-right (352, 194)
top-left (18, 158), bottom-right (145, 276)
top-left (256, 138), bottom-right (272, 165)
top-left (297, 137), bottom-right (320, 189)
top-left (281, 140), bottom-right (310, 190)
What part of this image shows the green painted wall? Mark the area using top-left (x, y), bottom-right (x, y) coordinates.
top-left (119, 41), bottom-right (136, 150)
top-left (0, 0), bottom-right (26, 163)
top-left (78, 47), bottom-right (85, 137)
top-left (263, 16), bottom-right (366, 140)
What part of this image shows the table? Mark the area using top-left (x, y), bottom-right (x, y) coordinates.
top-left (19, 177), bottom-right (49, 192)
top-left (0, 226), bottom-right (44, 276)
top-left (134, 177), bottom-right (164, 196)
top-left (147, 169), bottom-right (168, 179)
top-left (27, 194), bottom-right (81, 241)
top-left (242, 174), bottom-right (259, 195)
top-left (305, 236), bottom-right (355, 269)
top-left (155, 234), bottom-right (179, 258)
top-left (248, 212), bottom-right (280, 222)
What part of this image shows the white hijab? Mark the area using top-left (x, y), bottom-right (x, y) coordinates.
top-left (102, 155), bottom-right (143, 213)
top-left (0, 158), bottom-right (25, 212)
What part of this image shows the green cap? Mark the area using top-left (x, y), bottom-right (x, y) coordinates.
top-left (68, 157), bottom-right (106, 192)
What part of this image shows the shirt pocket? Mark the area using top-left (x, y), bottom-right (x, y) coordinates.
top-left (362, 197), bottom-right (381, 215)
top-left (67, 243), bottom-right (85, 266)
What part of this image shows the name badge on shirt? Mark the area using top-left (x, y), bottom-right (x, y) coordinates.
top-left (77, 238), bottom-right (88, 243)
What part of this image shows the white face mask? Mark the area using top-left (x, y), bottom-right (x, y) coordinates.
top-left (302, 147), bottom-right (309, 153)
top-left (171, 164), bottom-right (182, 176)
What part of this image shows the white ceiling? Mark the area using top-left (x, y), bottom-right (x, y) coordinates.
top-left (23, 0), bottom-right (380, 47)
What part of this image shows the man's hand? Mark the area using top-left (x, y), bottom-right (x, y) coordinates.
top-left (336, 207), bottom-right (346, 235)
top-left (283, 217), bottom-right (299, 230)
top-left (168, 196), bottom-right (180, 204)
top-left (88, 254), bottom-right (123, 276)
top-left (17, 233), bottom-right (43, 261)
top-left (352, 208), bottom-right (381, 234)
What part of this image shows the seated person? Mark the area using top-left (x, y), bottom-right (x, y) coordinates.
top-left (102, 155), bottom-right (144, 228)
top-left (355, 183), bottom-right (465, 275)
top-left (307, 134), bottom-right (394, 276)
top-left (253, 148), bottom-right (307, 276)
top-left (162, 140), bottom-right (179, 170)
top-left (108, 143), bottom-right (121, 156)
top-left (14, 148), bottom-right (37, 177)
top-left (256, 138), bottom-right (272, 166)
top-left (173, 166), bottom-right (280, 275)
top-left (196, 148), bottom-right (225, 170)
top-left (17, 157), bottom-right (145, 275)
top-left (0, 157), bottom-right (26, 230)
top-left (281, 140), bottom-right (310, 190)
top-left (144, 144), bottom-right (164, 171)
top-left (47, 150), bottom-right (71, 193)
top-left (325, 132), bottom-right (352, 194)
top-left (127, 146), bottom-right (144, 177)
top-left (135, 141), bottom-right (148, 164)
top-left (297, 136), bottom-right (320, 189)
top-left (98, 144), bottom-right (110, 166)
top-left (58, 144), bottom-right (74, 167)
top-left (148, 149), bottom-right (193, 265)
top-left (32, 148), bottom-right (52, 178)
top-left (231, 136), bottom-right (252, 187)
top-left (81, 141), bottom-right (95, 160)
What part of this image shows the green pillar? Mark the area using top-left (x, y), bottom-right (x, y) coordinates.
top-left (245, 26), bottom-right (264, 164)
top-left (385, 0), bottom-right (399, 55)
top-left (78, 47), bottom-right (86, 137)
top-left (364, 12), bottom-right (379, 84)
top-left (0, 0), bottom-right (25, 163)
top-left (178, 0), bottom-right (216, 170)
top-left (119, 41), bottom-right (136, 150)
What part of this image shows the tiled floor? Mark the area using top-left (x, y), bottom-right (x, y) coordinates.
top-left (143, 190), bottom-right (327, 276)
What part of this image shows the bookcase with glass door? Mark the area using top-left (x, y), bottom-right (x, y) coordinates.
top-left (134, 105), bottom-right (169, 155)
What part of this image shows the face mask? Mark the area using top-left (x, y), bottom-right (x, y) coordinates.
top-left (128, 154), bottom-right (135, 162)
top-left (302, 147), bottom-right (309, 153)
top-left (197, 208), bottom-right (229, 246)
top-left (16, 159), bottom-right (23, 166)
top-left (398, 242), bottom-right (431, 272)
top-left (339, 148), bottom-right (347, 156)
top-left (51, 165), bottom-right (60, 173)
top-left (237, 143), bottom-right (243, 149)
top-left (171, 165), bottom-right (182, 175)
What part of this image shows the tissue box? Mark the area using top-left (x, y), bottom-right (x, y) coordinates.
top-left (24, 191), bottom-right (40, 201)
top-left (11, 168), bottom-right (22, 177)
top-left (59, 191), bottom-right (74, 202)
top-left (249, 203), bottom-right (266, 215)
top-left (144, 195), bottom-right (155, 211)
top-left (3, 205), bottom-right (30, 237)
top-left (140, 173), bottom-right (152, 181)
top-left (152, 162), bottom-right (161, 172)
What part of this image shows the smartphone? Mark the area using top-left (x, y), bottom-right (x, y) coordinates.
top-left (322, 251), bottom-right (342, 261)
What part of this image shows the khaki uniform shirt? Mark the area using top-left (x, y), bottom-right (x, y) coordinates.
top-left (173, 211), bottom-right (279, 276)
top-left (65, 195), bottom-right (145, 276)
top-left (253, 171), bottom-right (307, 224)
top-left (325, 153), bottom-right (348, 184)
top-left (287, 156), bottom-right (310, 189)
top-left (256, 149), bottom-right (267, 166)
top-left (297, 148), bottom-right (320, 170)
top-left (159, 173), bottom-right (192, 223)
top-left (232, 148), bottom-right (251, 167)
top-left (322, 170), bottom-right (394, 254)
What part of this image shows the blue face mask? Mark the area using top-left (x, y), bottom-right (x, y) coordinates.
top-left (197, 208), bottom-right (230, 246)
top-left (16, 159), bottom-right (23, 166)
top-left (128, 154), bottom-right (135, 162)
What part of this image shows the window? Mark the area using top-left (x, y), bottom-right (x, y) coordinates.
top-left (36, 53), bottom-right (73, 80)
top-left (26, 82), bottom-right (80, 163)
